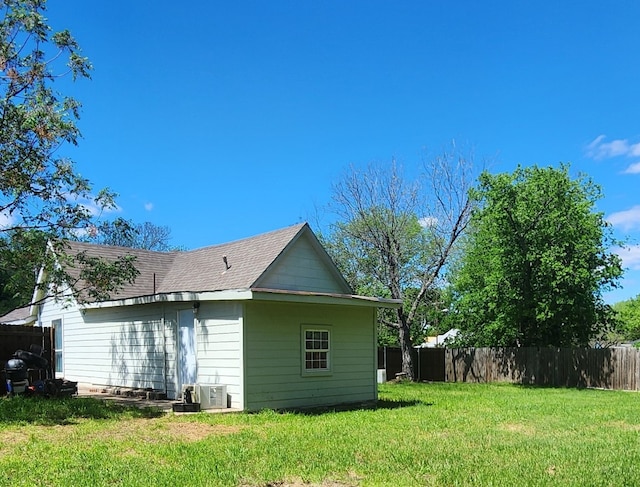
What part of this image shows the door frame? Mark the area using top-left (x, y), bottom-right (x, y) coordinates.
top-left (176, 308), bottom-right (197, 394)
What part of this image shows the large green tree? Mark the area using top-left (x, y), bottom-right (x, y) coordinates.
top-left (0, 0), bottom-right (137, 311)
top-left (324, 147), bottom-right (476, 379)
top-left (450, 164), bottom-right (622, 347)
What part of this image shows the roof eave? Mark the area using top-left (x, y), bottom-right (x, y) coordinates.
top-left (82, 289), bottom-right (254, 309)
top-left (0, 316), bottom-right (37, 326)
top-left (249, 288), bottom-right (402, 308)
top-left (81, 288), bottom-right (401, 310)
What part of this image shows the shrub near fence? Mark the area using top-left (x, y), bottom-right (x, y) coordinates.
top-left (379, 346), bottom-right (640, 391)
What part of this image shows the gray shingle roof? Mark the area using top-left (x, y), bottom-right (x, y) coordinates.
top-left (63, 223), bottom-right (309, 301)
top-left (0, 306), bottom-right (33, 325)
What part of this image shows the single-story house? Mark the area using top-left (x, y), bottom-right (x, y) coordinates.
top-left (28, 223), bottom-right (400, 411)
top-left (417, 329), bottom-right (460, 348)
top-left (0, 306), bottom-right (35, 326)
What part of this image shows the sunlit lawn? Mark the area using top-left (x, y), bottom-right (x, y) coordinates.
top-left (1, 382), bottom-right (639, 486)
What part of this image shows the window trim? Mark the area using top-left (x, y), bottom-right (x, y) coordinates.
top-left (52, 318), bottom-right (63, 376)
top-left (301, 324), bottom-right (332, 377)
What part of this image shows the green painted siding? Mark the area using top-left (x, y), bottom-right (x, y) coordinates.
top-left (257, 234), bottom-right (348, 293)
top-left (244, 301), bottom-right (377, 411)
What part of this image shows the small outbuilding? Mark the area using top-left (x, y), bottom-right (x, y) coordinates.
top-left (30, 223), bottom-right (399, 411)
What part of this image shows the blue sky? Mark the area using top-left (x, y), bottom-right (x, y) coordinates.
top-left (41, 1), bottom-right (640, 303)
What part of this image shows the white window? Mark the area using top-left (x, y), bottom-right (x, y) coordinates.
top-left (302, 325), bottom-right (331, 376)
top-left (52, 318), bottom-right (63, 374)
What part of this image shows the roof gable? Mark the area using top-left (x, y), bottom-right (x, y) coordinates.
top-left (254, 227), bottom-right (352, 294)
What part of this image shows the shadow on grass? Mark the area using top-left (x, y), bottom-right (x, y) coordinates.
top-left (271, 398), bottom-right (430, 416)
top-left (512, 383), bottom-right (596, 392)
top-left (0, 395), bottom-right (164, 426)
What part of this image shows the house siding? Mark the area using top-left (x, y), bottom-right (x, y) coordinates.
top-left (243, 301), bottom-right (377, 411)
top-left (39, 298), bottom-right (167, 390)
top-left (258, 234), bottom-right (346, 293)
top-left (162, 306), bottom-right (178, 400)
top-left (195, 301), bottom-right (243, 409)
top-left (38, 298), bottom-right (243, 406)
top-left (38, 293), bottom-right (79, 378)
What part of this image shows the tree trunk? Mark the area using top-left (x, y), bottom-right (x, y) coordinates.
top-left (397, 314), bottom-right (416, 380)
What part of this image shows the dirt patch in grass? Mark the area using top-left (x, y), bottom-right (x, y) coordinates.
top-left (606, 420), bottom-right (640, 432)
top-left (242, 471), bottom-right (363, 487)
top-left (243, 479), bottom-right (358, 487)
top-left (1, 417), bottom-right (243, 449)
top-left (0, 430), bottom-right (31, 455)
top-left (499, 422), bottom-right (536, 435)
top-left (159, 420), bottom-right (242, 441)
top-left (261, 483), bottom-right (352, 487)
top-left (97, 417), bottom-right (243, 444)
top-left (0, 430), bottom-right (29, 443)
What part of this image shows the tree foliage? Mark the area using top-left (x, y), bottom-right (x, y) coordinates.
top-left (612, 295), bottom-right (640, 343)
top-left (323, 146), bottom-right (476, 379)
top-left (0, 0), bottom-right (98, 234)
top-left (450, 164), bottom-right (623, 347)
top-left (0, 1), bottom-right (137, 311)
top-left (0, 229), bottom-right (47, 314)
top-left (84, 218), bottom-right (181, 251)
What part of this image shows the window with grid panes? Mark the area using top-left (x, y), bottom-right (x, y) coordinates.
top-left (302, 326), bottom-right (331, 374)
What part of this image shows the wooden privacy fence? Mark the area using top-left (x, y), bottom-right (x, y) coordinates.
top-left (0, 324), bottom-right (53, 393)
top-left (378, 347), bottom-right (446, 382)
top-left (446, 347), bottom-right (640, 391)
top-left (379, 346), bottom-right (640, 391)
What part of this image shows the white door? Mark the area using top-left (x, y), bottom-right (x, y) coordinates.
top-left (177, 309), bottom-right (197, 392)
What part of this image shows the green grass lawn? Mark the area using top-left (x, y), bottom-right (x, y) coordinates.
top-left (1, 382), bottom-right (639, 486)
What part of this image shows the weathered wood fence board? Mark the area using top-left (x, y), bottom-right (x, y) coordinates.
top-left (446, 347), bottom-right (640, 391)
top-left (379, 346), bottom-right (640, 391)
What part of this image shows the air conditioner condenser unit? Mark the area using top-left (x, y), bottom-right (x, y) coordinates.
top-left (194, 384), bottom-right (227, 409)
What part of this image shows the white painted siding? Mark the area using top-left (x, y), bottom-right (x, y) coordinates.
top-left (258, 234), bottom-right (347, 293)
top-left (39, 297), bottom-right (167, 390)
top-left (196, 301), bottom-right (243, 409)
top-left (163, 308), bottom-right (178, 400)
top-left (39, 297), bottom-right (244, 403)
top-left (70, 306), bottom-right (163, 390)
top-left (38, 292), bottom-right (81, 378)
top-left (243, 301), bottom-right (377, 411)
